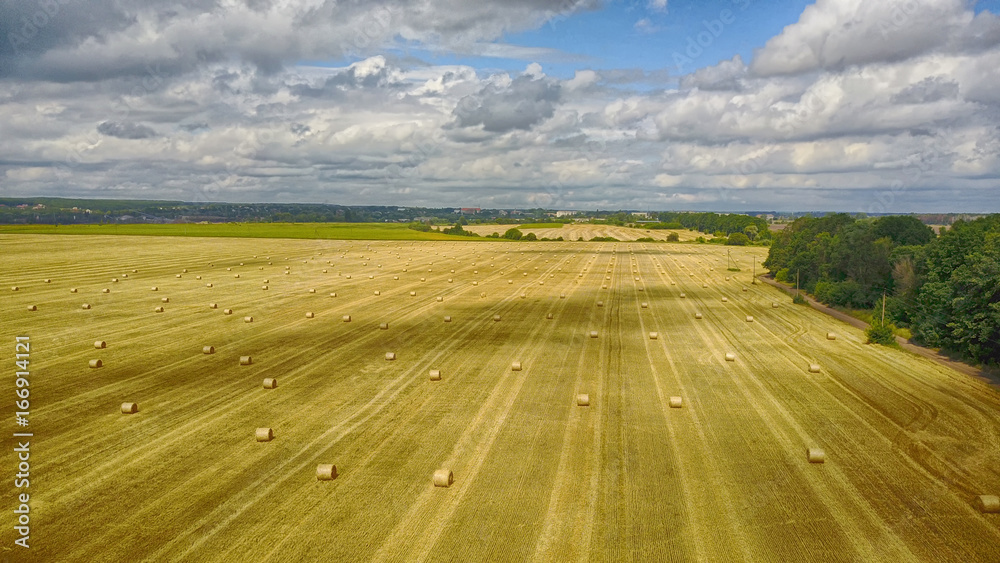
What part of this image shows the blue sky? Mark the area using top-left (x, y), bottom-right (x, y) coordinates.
top-left (2, 0), bottom-right (1000, 211)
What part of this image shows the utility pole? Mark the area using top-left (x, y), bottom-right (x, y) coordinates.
top-left (881, 292), bottom-right (886, 326)
top-left (752, 257), bottom-right (757, 284)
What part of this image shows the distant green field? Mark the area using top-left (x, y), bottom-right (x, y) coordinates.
top-left (517, 223), bottom-right (564, 229)
top-left (0, 222), bottom-right (481, 241)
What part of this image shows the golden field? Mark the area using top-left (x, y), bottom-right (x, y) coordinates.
top-left (2, 234), bottom-right (1000, 562)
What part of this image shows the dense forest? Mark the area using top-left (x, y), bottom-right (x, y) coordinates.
top-left (765, 214), bottom-right (999, 366)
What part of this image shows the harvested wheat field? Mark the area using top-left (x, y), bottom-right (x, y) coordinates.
top-left (2, 233), bottom-right (1000, 562)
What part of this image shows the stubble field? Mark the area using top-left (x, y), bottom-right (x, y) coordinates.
top-left (2, 234), bottom-right (1000, 562)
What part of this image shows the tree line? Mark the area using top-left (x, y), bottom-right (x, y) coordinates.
top-left (764, 214), bottom-right (999, 366)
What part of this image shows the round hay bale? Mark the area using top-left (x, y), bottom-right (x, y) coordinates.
top-left (429, 369), bottom-right (442, 381)
top-left (521, 293), bottom-right (527, 299)
top-left (725, 276), bottom-right (730, 281)
top-left (410, 291), bottom-right (416, 296)
top-left (420, 278), bottom-right (425, 282)
top-left (210, 303), bottom-right (218, 309)
top-left (203, 346), bottom-right (215, 354)
top-left (472, 281), bottom-right (478, 286)
top-left (70, 288), bottom-right (78, 293)
top-left (772, 302), bottom-right (779, 308)
top-left (263, 378), bottom-right (277, 389)
top-left (330, 292), bottom-right (337, 297)
top-left (346, 275), bottom-right (351, 279)
top-left (703, 283), bottom-right (708, 288)
top-left (493, 314), bottom-right (501, 322)
top-left (27, 305), bottom-right (37, 311)
top-left (669, 396), bottom-right (683, 408)
top-left (724, 353), bottom-right (736, 362)
top-left (176, 274), bottom-right (182, 278)
top-left (508, 280), bottom-right (513, 284)
top-left (95, 340), bottom-right (107, 349)
top-left (263, 279), bottom-right (269, 283)
top-left (379, 322), bottom-right (389, 330)
top-left (695, 313), bottom-right (703, 319)
top-left (436, 296), bottom-right (443, 302)
top-left (89, 359), bottom-right (102, 368)
top-left (444, 316), bottom-right (452, 323)
top-left (638, 287), bottom-right (644, 292)
top-left (121, 402), bottom-right (138, 414)
top-left (132, 269), bottom-right (138, 273)
top-left (309, 289), bottom-right (316, 293)
top-left (742, 287), bottom-right (748, 292)
top-left (746, 316), bottom-right (753, 322)
top-left (255, 428), bottom-right (274, 442)
top-left (649, 332), bottom-right (658, 340)
top-left (261, 285), bottom-right (268, 290)
top-left (546, 313), bottom-right (553, 320)
top-left (560, 294), bottom-right (566, 299)
top-left (206, 283), bottom-right (213, 287)
top-left (808, 364), bottom-right (821, 373)
top-left (161, 297), bottom-right (169, 303)
top-left (305, 312), bottom-right (315, 319)
top-left (393, 276), bottom-right (399, 280)
top-left (976, 495), bottom-right (1000, 513)
top-left (374, 290), bottom-right (381, 296)
top-left (641, 302), bottom-right (648, 308)
top-left (112, 277), bottom-right (118, 282)
top-left (102, 288), bottom-right (110, 293)
top-left (240, 356), bottom-right (252, 365)
top-left (196, 276), bottom-right (201, 280)
top-left (154, 306), bottom-right (164, 313)
top-left (680, 293), bottom-right (686, 298)
top-left (538, 281), bottom-right (544, 285)
top-left (323, 269), bottom-right (328, 273)
top-left (151, 286), bottom-right (158, 291)
top-left (244, 316), bottom-right (253, 323)
top-left (385, 352), bottom-right (396, 361)
top-left (224, 308), bottom-right (233, 315)
top-left (826, 332), bottom-right (837, 340)
top-left (342, 315), bottom-right (351, 322)
top-left (369, 275), bottom-right (374, 279)
top-left (316, 464), bottom-right (338, 480)
top-left (721, 297), bottom-right (728, 303)
top-left (448, 279), bottom-right (454, 283)
top-left (597, 301), bottom-right (604, 307)
top-left (511, 361), bottom-right (522, 371)
top-left (590, 330), bottom-right (599, 338)
top-left (807, 448), bottom-right (825, 463)
top-left (44, 279), bottom-right (51, 283)
top-left (433, 469), bottom-right (454, 488)
top-left (577, 394), bottom-right (590, 406)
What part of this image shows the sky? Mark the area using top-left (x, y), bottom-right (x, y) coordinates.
top-left (1, 0), bottom-right (1000, 212)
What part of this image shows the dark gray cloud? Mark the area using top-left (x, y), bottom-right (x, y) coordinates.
top-left (97, 121), bottom-right (158, 139)
top-left (451, 75), bottom-right (561, 133)
top-left (891, 76), bottom-right (960, 105)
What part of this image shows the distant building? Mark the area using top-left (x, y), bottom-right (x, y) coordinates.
top-left (460, 207), bottom-right (481, 214)
top-left (632, 212), bottom-right (651, 219)
top-left (555, 210), bottom-right (576, 217)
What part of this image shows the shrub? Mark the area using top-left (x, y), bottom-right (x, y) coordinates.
top-left (523, 232), bottom-right (537, 241)
top-left (792, 292), bottom-right (807, 305)
top-left (666, 233), bottom-right (680, 242)
top-left (503, 228), bottom-right (523, 240)
top-left (866, 321), bottom-right (897, 346)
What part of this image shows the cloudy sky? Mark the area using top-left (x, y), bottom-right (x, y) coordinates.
top-left (2, 0), bottom-right (1000, 212)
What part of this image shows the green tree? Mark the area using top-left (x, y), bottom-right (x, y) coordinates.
top-left (744, 225), bottom-right (759, 241)
top-left (503, 228), bottom-right (523, 240)
top-left (726, 232), bottom-right (750, 246)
